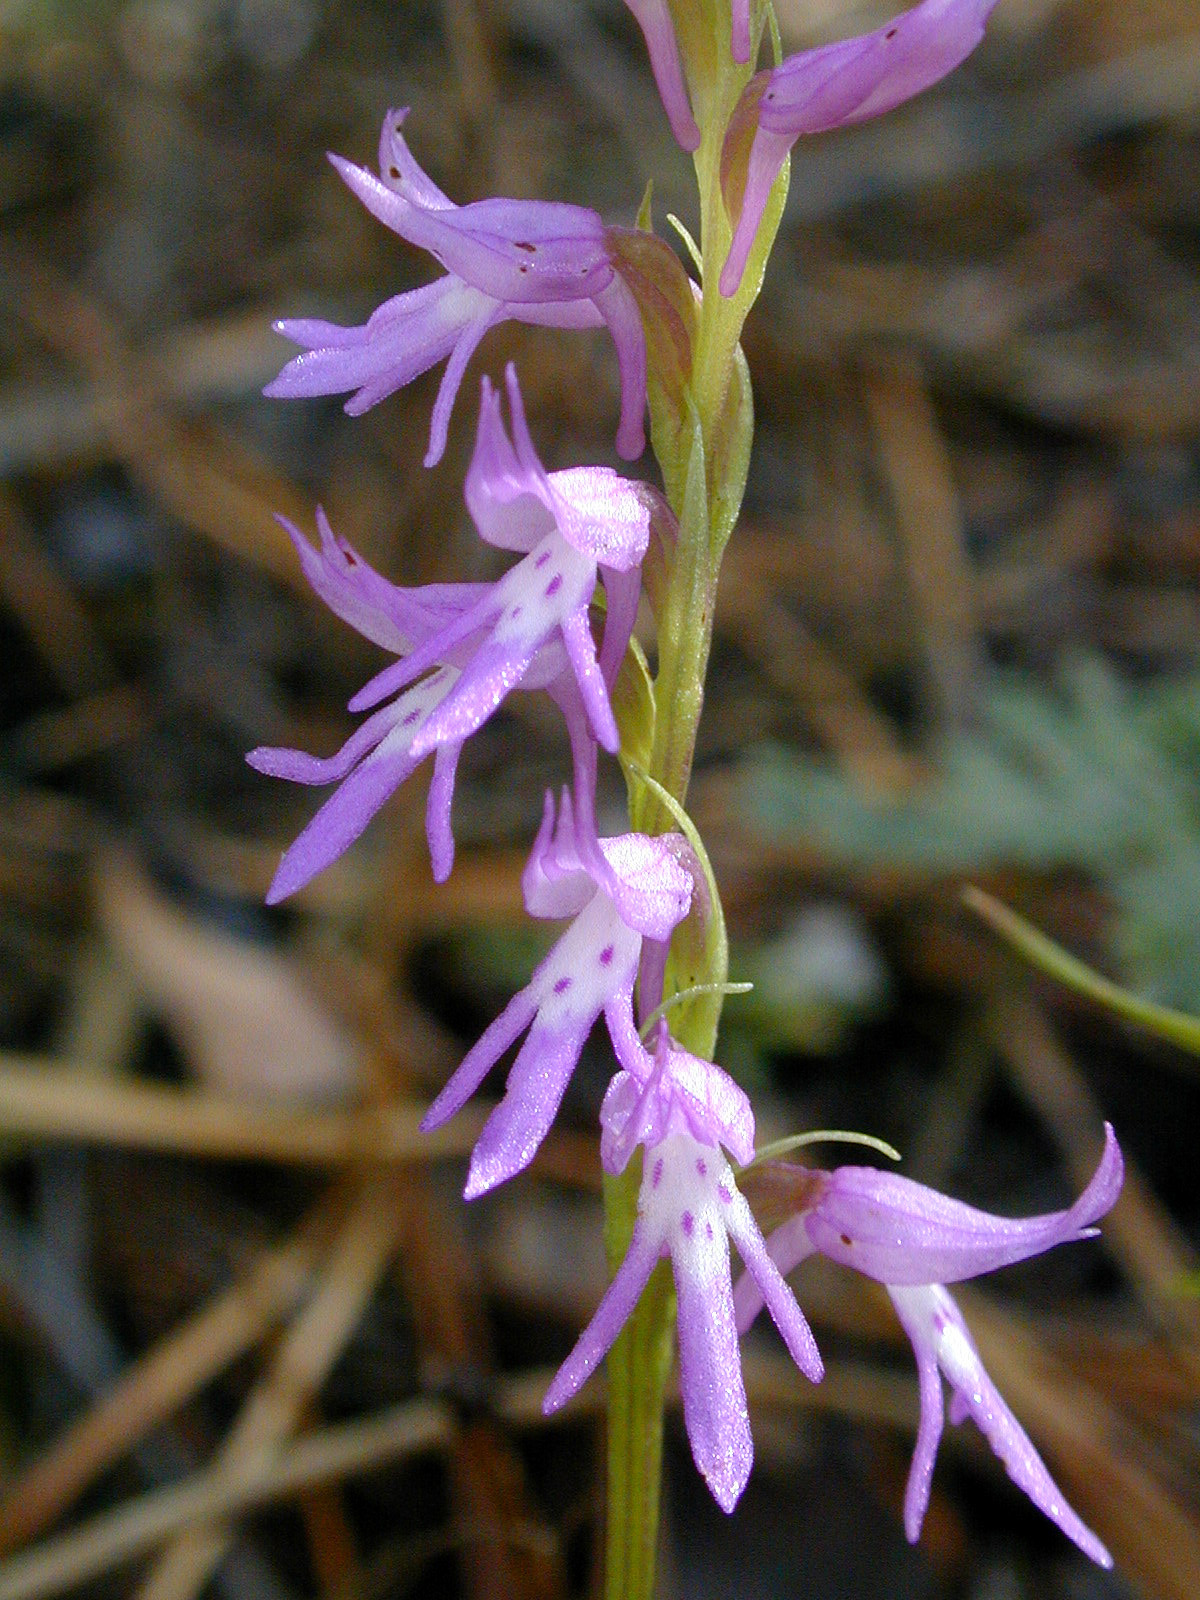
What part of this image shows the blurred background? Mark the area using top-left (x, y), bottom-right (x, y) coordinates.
top-left (0, 0), bottom-right (1198, 1596)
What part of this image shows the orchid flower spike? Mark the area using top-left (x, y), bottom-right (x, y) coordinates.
top-left (623, 1), bottom-right (754, 150)
top-left (248, 366), bottom-right (654, 901)
top-left (720, 0), bottom-right (1001, 297)
top-left (544, 1032), bottom-right (823, 1513)
top-left (422, 791), bottom-right (693, 1199)
top-left (735, 1126), bottom-right (1123, 1565)
top-left (266, 108), bottom-right (647, 465)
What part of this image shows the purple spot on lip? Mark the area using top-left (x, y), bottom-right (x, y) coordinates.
top-left (402, 709), bottom-right (422, 727)
top-left (599, 945), bottom-right (614, 967)
top-left (705, 1221), bottom-right (714, 1240)
top-left (651, 1158), bottom-right (663, 1189)
top-left (510, 605), bottom-right (523, 621)
top-left (534, 551), bottom-right (551, 569)
top-left (717, 1183), bottom-right (732, 1204)
top-left (545, 574), bottom-right (563, 598)
top-left (696, 1159), bottom-right (707, 1177)
top-left (553, 975), bottom-right (572, 994)
top-left (680, 1211), bottom-right (694, 1237)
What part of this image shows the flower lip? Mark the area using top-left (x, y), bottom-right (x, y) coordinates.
top-left (891, 1282), bottom-right (1113, 1567)
top-left (544, 1054), bottom-right (823, 1515)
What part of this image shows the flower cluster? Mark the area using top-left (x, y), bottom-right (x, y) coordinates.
top-left (253, 0), bottom-right (1123, 1576)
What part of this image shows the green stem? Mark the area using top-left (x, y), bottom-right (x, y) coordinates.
top-left (603, 1166), bottom-right (676, 1600)
top-left (601, 8), bottom-right (786, 1595)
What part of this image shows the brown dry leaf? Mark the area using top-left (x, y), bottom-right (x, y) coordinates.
top-left (95, 852), bottom-right (360, 1105)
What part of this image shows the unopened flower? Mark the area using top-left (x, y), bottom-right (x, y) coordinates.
top-left (544, 1033), bottom-right (823, 1512)
top-left (249, 366), bottom-right (653, 900)
top-left (422, 798), bottom-right (693, 1198)
top-left (720, 0), bottom-right (1001, 296)
top-left (266, 108), bottom-right (647, 465)
top-left (735, 1126), bottom-right (1122, 1564)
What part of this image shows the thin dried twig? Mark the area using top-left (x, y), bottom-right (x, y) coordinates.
top-left (0, 1057), bottom-right (481, 1166)
top-left (0, 1199), bottom-right (336, 1556)
top-left (133, 1174), bottom-right (405, 1600)
top-left (0, 1399), bottom-right (453, 1600)
top-left (963, 1286), bottom-right (1200, 1600)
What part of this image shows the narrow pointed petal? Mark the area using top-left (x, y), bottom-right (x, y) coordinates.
top-left (889, 1285), bottom-right (947, 1542)
top-left (421, 987), bottom-right (540, 1131)
top-left (733, 1213), bottom-right (816, 1332)
top-left (377, 107), bottom-right (455, 210)
top-left (276, 511), bottom-right (407, 652)
top-left (603, 983), bottom-right (646, 1081)
top-left (261, 718), bottom-right (427, 903)
top-left (247, 689), bottom-right (421, 786)
top-left (266, 280), bottom-right (487, 410)
top-left (425, 740), bottom-right (463, 882)
top-left (559, 605), bottom-right (618, 751)
top-left (599, 563), bottom-right (643, 684)
top-left (421, 303), bottom-right (504, 465)
top-left (674, 1224), bottom-right (754, 1512)
top-left (464, 372), bottom-right (556, 552)
top-left (726, 1197), bottom-right (823, 1382)
top-left (278, 509), bottom-right (487, 654)
top-left (463, 1020), bottom-right (590, 1196)
top-left (503, 359), bottom-right (546, 478)
top-left (624, 0), bottom-right (701, 150)
top-left (522, 790), bottom-right (593, 919)
top-left (543, 1224), bottom-right (663, 1411)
